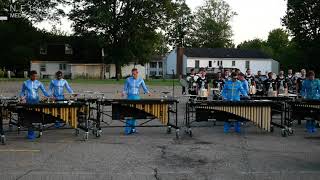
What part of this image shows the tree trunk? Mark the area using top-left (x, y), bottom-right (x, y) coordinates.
top-left (115, 63), bottom-right (121, 81)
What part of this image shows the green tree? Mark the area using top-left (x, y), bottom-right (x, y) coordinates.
top-left (189, 0), bottom-right (236, 48)
top-left (267, 28), bottom-right (289, 60)
top-left (283, 0), bottom-right (320, 70)
top-left (69, 0), bottom-right (174, 79)
top-left (165, 0), bottom-right (193, 48)
top-left (237, 38), bottom-right (273, 57)
top-left (0, 18), bottom-right (44, 71)
top-left (267, 29), bottom-right (289, 52)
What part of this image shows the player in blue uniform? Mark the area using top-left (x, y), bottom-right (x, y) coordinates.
top-left (122, 68), bottom-right (151, 135)
top-left (222, 72), bottom-right (249, 133)
top-left (19, 71), bottom-right (50, 139)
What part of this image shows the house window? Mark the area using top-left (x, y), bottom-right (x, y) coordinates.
top-left (65, 44), bottom-right (73, 55)
top-left (40, 45), bottom-right (47, 55)
top-left (158, 62), bottom-right (163, 68)
top-left (208, 61), bottom-right (212, 67)
top-left (150, 71), bottom-right (157, 76)
top-left (150, 62), bottom-right (157, 68)
top-left (232, 61), bottom-right (236, 66)
top-left (245, 61), bottom-right (250, 69)
top-left (195, 60), bottom-right (200, 68)
top-left (105, 65), bottom-right (110, 73)
top-left (59, 64), bottom-right (66, 70)
top-left (40, 64), bottom-right (46, 72)
top-left (217, 61), bottom-right (223, 66)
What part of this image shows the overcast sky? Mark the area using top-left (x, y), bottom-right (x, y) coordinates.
top-left (36, 0), bottom-right (288, 45)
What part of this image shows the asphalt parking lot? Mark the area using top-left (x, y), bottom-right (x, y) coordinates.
top-left (0, 81), bottom-right (320, 180)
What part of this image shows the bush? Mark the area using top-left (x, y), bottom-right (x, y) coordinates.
top-left (0, 69), bottom-right (4, 78)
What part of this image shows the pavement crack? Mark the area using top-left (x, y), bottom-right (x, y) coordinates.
top-left (15, 169), bottom-right (33, 180)
top-left (239, 135), bottom-right (254, 180)
top-left (157, 145), bottom-right (167, 159)
top-left (153, 168), bottom-right (161, 180)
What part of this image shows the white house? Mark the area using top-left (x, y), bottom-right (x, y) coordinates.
top-left (30, 61), bottom-right (147, 79)
top-left (165, 48), bottom-right (279, 76)
top-left (30, 61), bottom-right (71, 79)
top-left (145, 55), bottom-right (165, 78)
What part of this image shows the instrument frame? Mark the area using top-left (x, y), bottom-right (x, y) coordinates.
top-left (97, 98), bottom-right (180, 138)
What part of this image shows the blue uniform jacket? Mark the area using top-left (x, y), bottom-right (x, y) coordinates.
top-left (123, 76), bottom-right (149, 97)
top-left (48, 79), bottom-right (74, 100)
top-left (240, 79), bottom-right (249, 95)
top-left (222, 80), bottom-right (248, 101)
top-left (19, 80), bottom-right (49, 104)
top-left (301, 79), bottom-right (320, 100)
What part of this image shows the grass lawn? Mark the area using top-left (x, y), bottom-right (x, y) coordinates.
top-left (0, 78), bottom-right (180, 86)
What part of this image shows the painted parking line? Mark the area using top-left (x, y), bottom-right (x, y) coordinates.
top-left (0, 149), bottom-right (40, 152)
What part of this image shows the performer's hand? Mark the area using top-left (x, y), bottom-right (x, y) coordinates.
top-left (121, 92), bottom-right (125, 97)
top-left (148, 92), bottom-right (152, 97)
top-left (72, 94), bottom-right (78, 97)
top-left (20, 96), bottom-right (26, 103)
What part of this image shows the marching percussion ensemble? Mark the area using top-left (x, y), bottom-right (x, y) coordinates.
top-left (0, 68), bottom-right (319, 145)
top-left (183, 68), bottom-right (320, 137)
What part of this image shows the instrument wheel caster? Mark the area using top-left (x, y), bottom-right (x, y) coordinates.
top-left (289, 122), bottom-right (293, 126)
top-left (75, 129), bottom-right (80, 136)
top-left (175, 129), bottom-right (180, 139)
top-left (270, 126), bottom-right (274, 133)
top-left (83, 132), bottom-right (89, 141)
top-left (167, 126), bottom-right (172, 134)
top-left (281, 129), bottom-right (287, 137)
top-left (95, 130), bottom-right (102, 138)
top-left (184, 128), bottom-right (192, 137)
top-left (92, 129), bottom-right (97, 135)
top-left (288, 128), bottom-right (294, 135)
top-left (37, 131), bottom-right (43, 138)
top-left (8, 124), bottom-right (13, 132)
top-left (188, 129), bottom-right (193, 137)
top-left (1, 135), bottom-right (6, 145)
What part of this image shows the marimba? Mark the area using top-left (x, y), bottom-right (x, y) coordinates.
top-left (0, 97), bottom-right (19, 144)
top-left (99, 99), bottom-right (180, 138)
top-left (185, 100), bottom-right (283, 136)
top-left (7, 101), bottom-right (90, 140)
top-left (287, 99), bottom-right (320, 126)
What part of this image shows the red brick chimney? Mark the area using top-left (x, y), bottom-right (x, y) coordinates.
top-left (176, 47), bottom-right (184, 77)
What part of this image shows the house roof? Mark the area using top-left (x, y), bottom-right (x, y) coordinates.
top-left (183, 48), bottom-right (272, 59)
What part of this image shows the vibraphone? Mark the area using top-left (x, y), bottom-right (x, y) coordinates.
top-left (99, 99), bottom-right (180, 138)
top-left (185, 100), bottom-right (281, 136)
top-left (7, 101), bottom-right (91, 140)
top-left (287, 99), bottom-right (320, 127)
